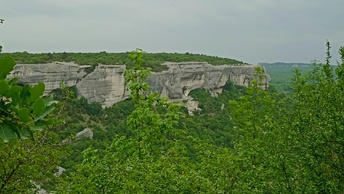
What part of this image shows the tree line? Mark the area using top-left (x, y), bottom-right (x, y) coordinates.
top-left (2, 51), bottom-right (244, 72)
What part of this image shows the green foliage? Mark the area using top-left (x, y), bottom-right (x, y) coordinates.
top-left (53, 43), bottom-right (344, 193)
top-left (4, 51), bottom-right (244, 72)
top-left (0, 56), bottom-right (57, 143)
top-left (58, 49), bottom-right (242, 193)
top-left (0, 56), bottom-right (14, 79)
top-left (124, 48), bottom-right (152, 104)
top-left (0, 55), bottom-right (70, 193)
top-left (264, 65), bottom-right (312, 92)
top-left (285, 42), bottom-right (344, 193)
top-left (5, 43), bottom-right (339, 193)
top-left (226, 42), bottom-right (344, 193)
top-left (228, 66), bottom-right (280, 192)
top-left (0, 131), bottom-right (69, 193)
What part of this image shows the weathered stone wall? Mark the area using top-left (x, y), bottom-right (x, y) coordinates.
top-left (76, 65), bottom-right (127, 107)
top-left (147, 62), bottom-right (265, 101)
top-left (8, 61), bottom-right (269, 107)
top-left (8, 62), bottom-right (89, 95)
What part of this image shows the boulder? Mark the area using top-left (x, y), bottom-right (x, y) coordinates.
top-left (76, 128), bottom-right (93, 140)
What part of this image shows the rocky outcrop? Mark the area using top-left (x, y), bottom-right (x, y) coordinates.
top-left (185, 96), bottom-right (202, 115)
top-left (8, 61), bottom-right (269, 107)
top-left (8, 62), bottom-right (89, 95)
top-left (76, 128), bottom-right (94, 140)
top-left (147, 62), bottom-right (267, 100)
top-left (76, 65), bottom-right (127, 107)
top-left (54, 166), bottom-right (66, 177)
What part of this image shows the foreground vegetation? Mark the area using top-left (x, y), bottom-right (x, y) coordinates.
top-left (1, 43), bottom-right (344, 193)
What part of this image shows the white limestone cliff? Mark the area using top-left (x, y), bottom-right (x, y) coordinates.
top-left (8, 62), bottom-right (269, 108)
top-left (8, 62), bottom-right (89, 95)
top-left (76, 65), bottom-right (127, 108)
top-left (147, 62), bottom-right (267, 101)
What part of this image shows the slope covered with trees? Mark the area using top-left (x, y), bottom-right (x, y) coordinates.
top-left (1, 43), bottom-right (344, 193)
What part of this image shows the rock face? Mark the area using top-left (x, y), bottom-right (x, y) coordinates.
top-left (147, 62), bottom-right (267, 100)
top-left (9, 61), bottom-right (269, 107)
top-left (8, 62), bottom-right (89, 95)
top-left (76, 65), bottom-right (127, 107)
top-left (76, 128), bottom-right (93, 140)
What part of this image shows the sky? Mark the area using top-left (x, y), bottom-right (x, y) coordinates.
top-left (0, 0), bottom-right (343, 64)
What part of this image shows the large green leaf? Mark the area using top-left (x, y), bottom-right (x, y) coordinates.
top-left (0, 123), bottom-right (18, 142)
top-left (18, 127), bottom-right (33, 140)
top-left (6, 85), bottom-right (22, 104)
top-left (7, 77), bottom-right (18, 86)
top-left (31, 120), bottom-right (45, 131)
top-left (33, 98), bottom-right (46, 116)
top-left (0, 56), bottom-right (15, 79)
top-left (18, 107), bottom-right (31, 123)
top-left (20, 85), bottom-right (31, 104)
top-left (34, 106), bottom-right (55, 121)
top-left (0, 80), bottom-right (9, 95)
top-left (43, 96), bottom-right (58, 106)
top-left (30, 82), bottom-right (45, 102)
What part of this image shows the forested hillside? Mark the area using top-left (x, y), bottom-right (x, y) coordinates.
top-left (264, 66), bottom-right (312, 92)
top-left (1, 44), bottom-right (344, 193)
top-left (259, 62), bottom-right (312, 67)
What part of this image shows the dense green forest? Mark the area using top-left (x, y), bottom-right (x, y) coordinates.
top-left (3, 51), bottom-right (244, 72)
top-left (1, 44), bottom-right (344, 193)
top-left (264, 66), bottom-right (312, 92)
top-left (259, 62), bottom-right (312, 67)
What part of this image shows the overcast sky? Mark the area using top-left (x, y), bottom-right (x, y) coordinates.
top-left (0, 0), bottom-right (343, 64)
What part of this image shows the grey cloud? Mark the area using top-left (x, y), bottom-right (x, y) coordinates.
top-left (0, 0), bottom-right (343, 64)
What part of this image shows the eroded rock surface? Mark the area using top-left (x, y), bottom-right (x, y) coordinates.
top-left (148, 62), bottom-right (267, 100)
top-left (9, 62), bottom-right (269, 108)
top-left (8, 62), bottom-right (89, 95)
top-left (76, 65), bottom-right (127, 107)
